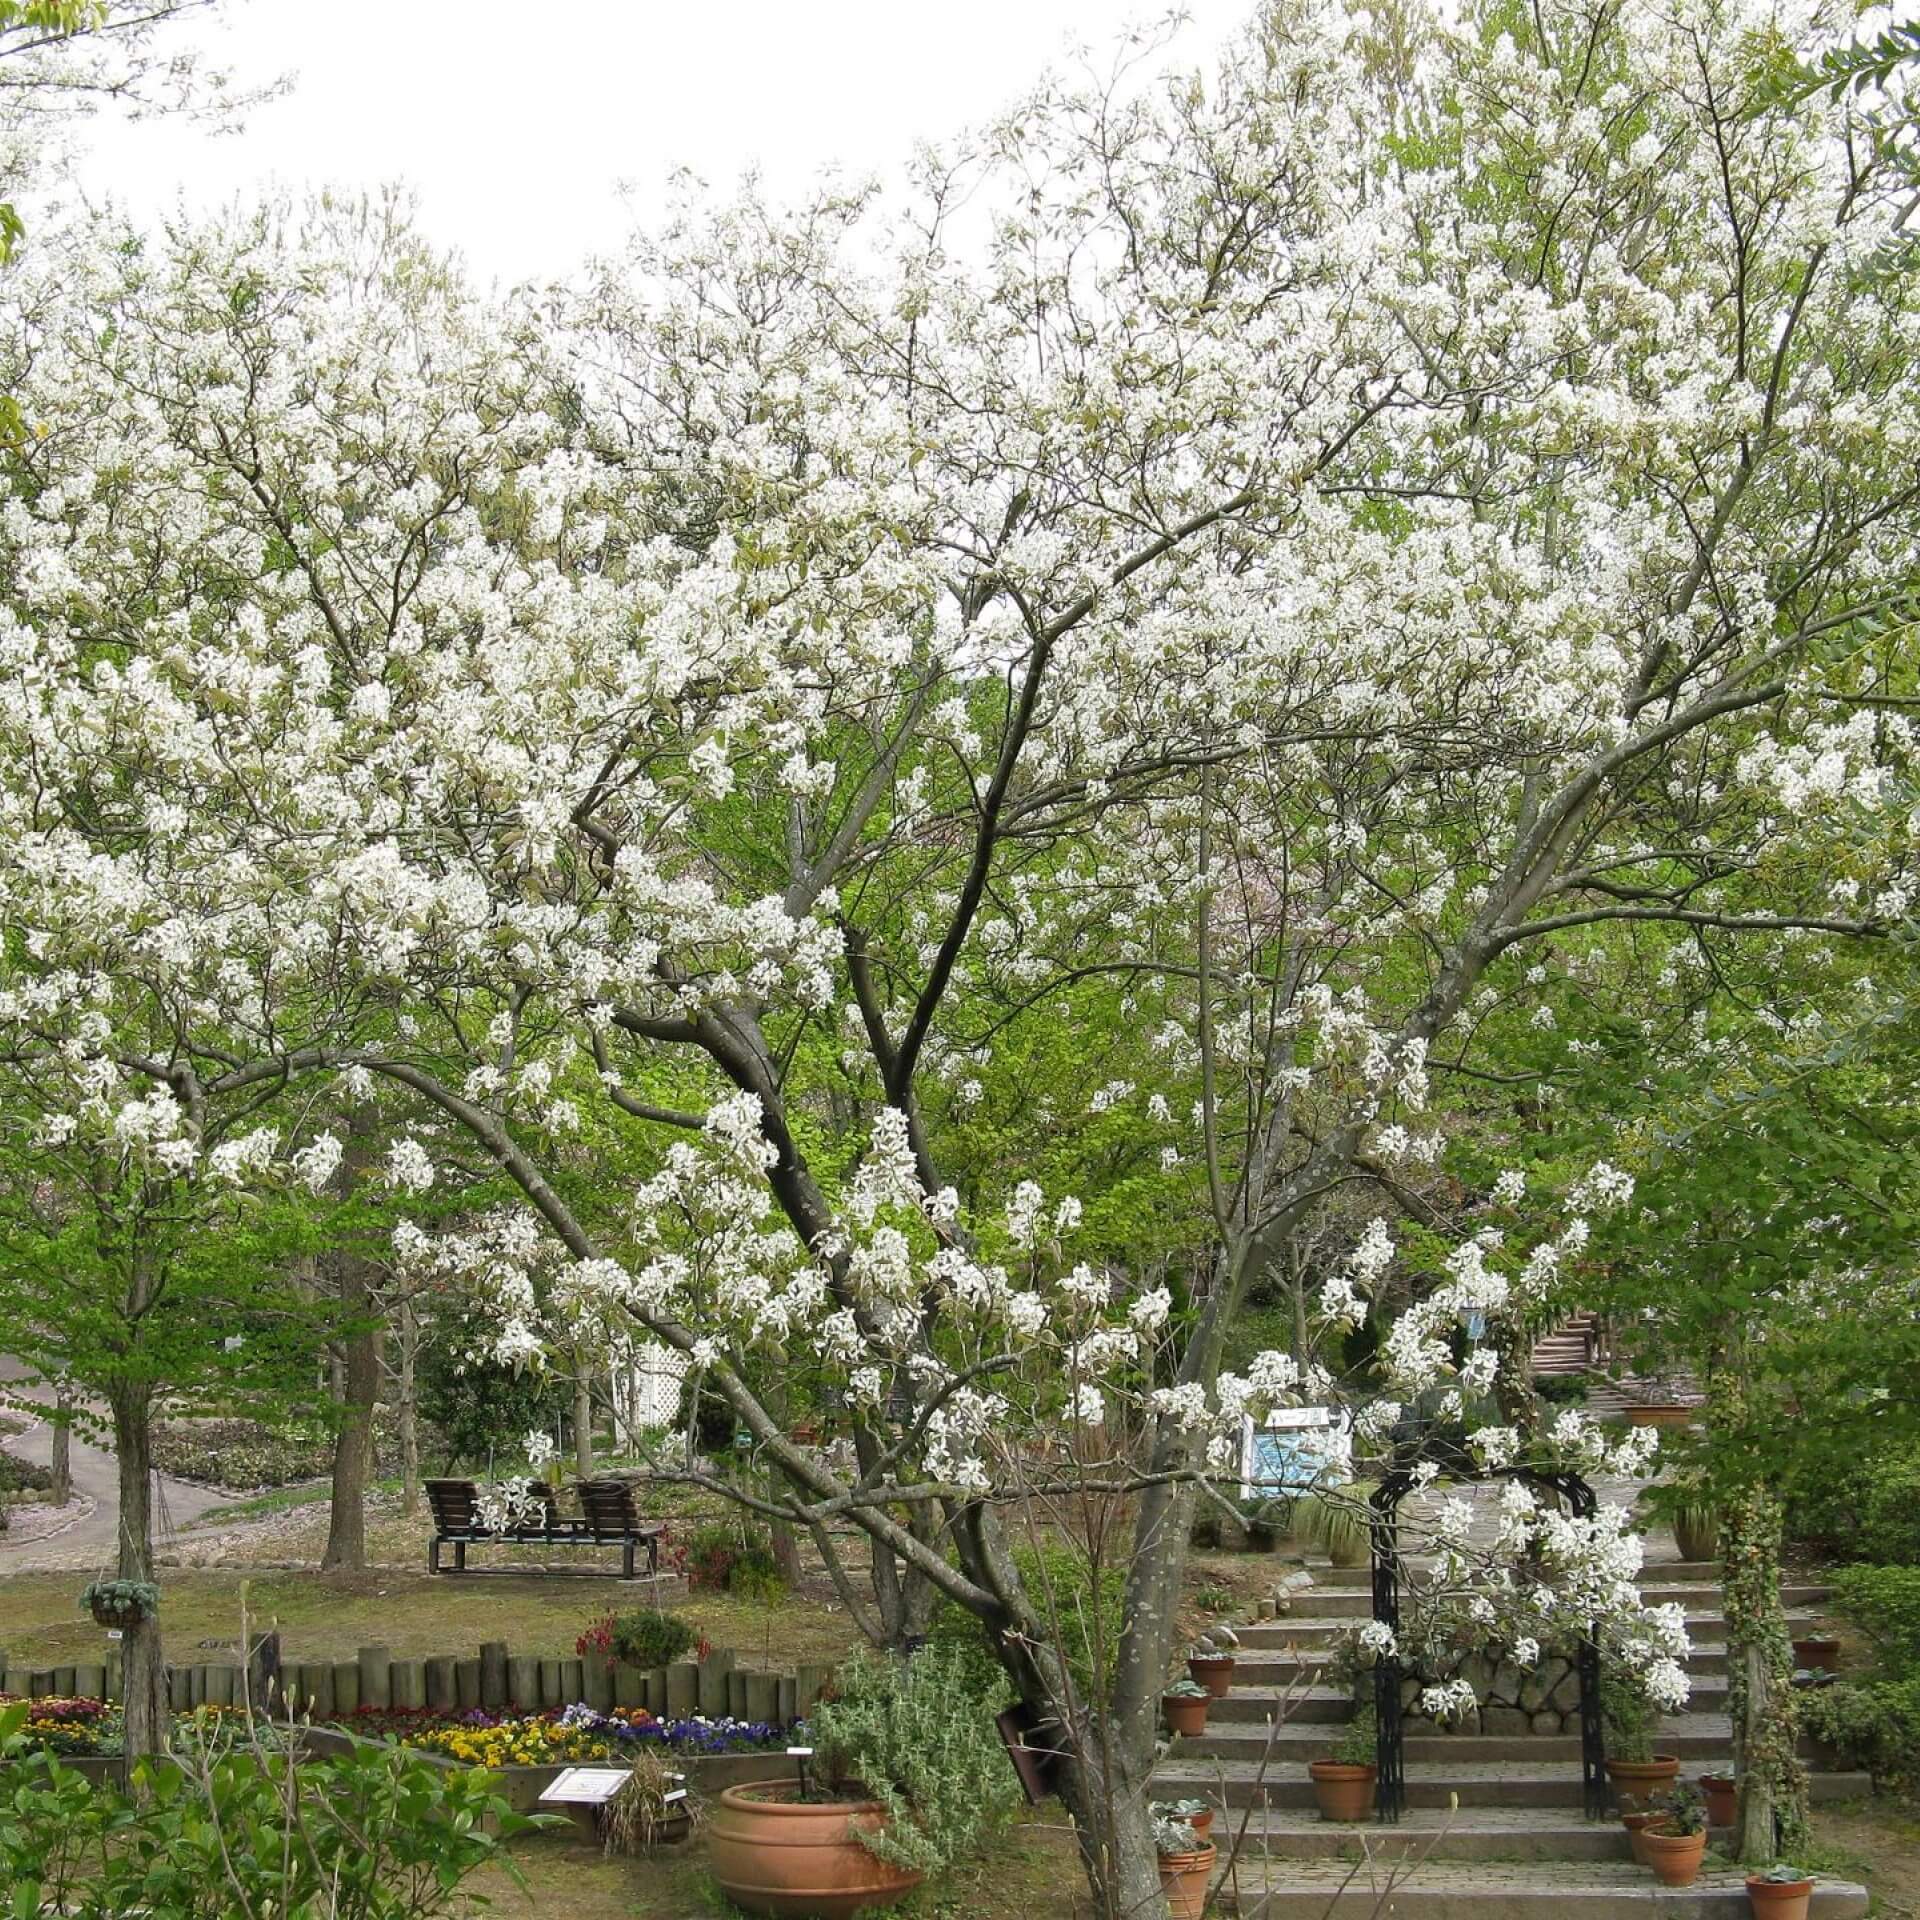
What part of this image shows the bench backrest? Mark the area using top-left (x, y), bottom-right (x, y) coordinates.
top-left (575, 1478), bottom-right (639, 1538)
top-left (424, 1479), bottom-right (482, 1533)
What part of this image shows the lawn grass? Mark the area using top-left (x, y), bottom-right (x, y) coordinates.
top-left (0, 1564), bottom-right (861, 1673)
top-left (460, 1809), bottom-right (1088, 1918)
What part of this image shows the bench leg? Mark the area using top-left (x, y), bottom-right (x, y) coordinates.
top-left (647, 1536), bottom-right (658, 1576)
top-left (429, 1537), bottom-right (441, 1575)
top-left (455, 1540), bottom-right (467, 1574)
top-left (622, 1538), bottom-right (635, 1579)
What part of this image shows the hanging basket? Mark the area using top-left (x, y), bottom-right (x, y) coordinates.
top-left (80, 1579), bottom-right (160, 1631)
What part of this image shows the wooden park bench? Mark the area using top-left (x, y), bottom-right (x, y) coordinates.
top-left (424, 1477), bottom-right (569, 1573)
top-left (424, 1476), bottom-right (663, 1579)
top-left (573, 1477), bottom-right (665, 1579)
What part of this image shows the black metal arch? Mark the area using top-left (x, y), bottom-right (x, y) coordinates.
top-left (1367, 1423), bottom-right (1607, 1824)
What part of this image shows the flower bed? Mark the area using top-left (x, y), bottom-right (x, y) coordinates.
top-left (333, 1701), bottom-right (793, 1767)
top-left (0, 1695), bottom-right (122, 1756)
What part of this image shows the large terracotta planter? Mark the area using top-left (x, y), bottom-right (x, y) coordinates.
top-left (1606, 1755), bottom-right (1681, 1806)
top-left (1308, 1761), bottom-right (1376, 1822)
top-left (1163, 1691), bottom-right (1211, 1738)
top-left (1792, 1637), bottom-right (1839, 1674)
top-left (1158, 1842), bottom-right (1216, 1920)
top-left (1621, 1809), bottom-right (1658, 1865)
top-left (1187, 1654), bottom-right (1235, 1699)
top-left (1700, 1772), bottom-right (1737, 1828)
top-left (707, 1781), bottom-right (923, 1918)
top-left (1747, 1875), bottom-right (1815, 1920)
top-left (1641, 1825), bottom-right (1707, 1888)
top-left (1674, 1513), bottom-right (1719, 1563)
top-left (1626, 1405), bottom-right (1695, 1430)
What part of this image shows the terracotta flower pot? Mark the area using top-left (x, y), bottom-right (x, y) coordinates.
top-left (1792, 1637), bottom-right (1839, 1674)
top-left (707, 1781), bottom-right (923, 1918)
top-left (1163, 1692), bottom-right (1211, 1738)
top-left (1308, 1761), bottom-right (1376, 1822)
top-left (1641, 1824), bottom-right (1707, 1888)
top-left (1699, 1773), bottom-right (1737, 1828)
top-left (1187, 1654), bottom-right (1235, 1699)
top-left (1746, 1874), bottom-right (1815, 1920)
top-left (1157, 1842), bottom-right (1216, 1920)
top-left (1606, 1754), bottom-right (1681, 1806)
top-left (1620, 1809), bottom-right (1658, 1866)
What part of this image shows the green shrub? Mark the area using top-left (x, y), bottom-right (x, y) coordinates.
top-left (1800, 1674), bottom-right (1920, 1788)
top-left (0, 1703), bottom-right (529, 1917)
top-left (0, 1448), bottom-right (55, 1495)
top-left (1829, 1564), bottom-right (1920, 1666)
top-left (675, 1521), bottom-right (786, 1599)
top-left (607, 1606), bottom-right (699, 1670)
top-left (926, 1541), bottom-right (1125, 1709)
top-left (810, 1645), bottom-right (1018, 1876)
top-left (1858, 1450), bottom-right (1920, 1566)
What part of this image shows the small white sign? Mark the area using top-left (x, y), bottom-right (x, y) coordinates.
top-left (786, 1745), bottom-right (814, 1758)
top-left (106, 1629), bottom-right (124, 1642)
top-left (662, 1788), bottom-right (688, 1805)
top-left (537, 1767), bottom-right (631, 1806)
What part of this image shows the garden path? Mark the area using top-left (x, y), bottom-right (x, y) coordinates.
top-left (0, 1354), bottom-right (229, 1572)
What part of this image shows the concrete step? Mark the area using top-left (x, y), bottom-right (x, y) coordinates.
top-left (1210, 1675), bottom-right (1733, 1723)
top-left (1182, 1714), bottom-right (1830, 1765)
top-left (1201, 1807), bottom-right (1636, 1862)
top-left (1149, 1756), bottom-right (1871, 1811)
top-left (1219, 1862), bottom-right (1868, 1917)
top-left (1227, 1642), bottom-right (1735, 1680)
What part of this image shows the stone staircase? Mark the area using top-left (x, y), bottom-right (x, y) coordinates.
top-left (1155, 1559), bottom-right (1871, 1916)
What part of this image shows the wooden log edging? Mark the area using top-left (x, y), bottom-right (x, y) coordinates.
top-left (0, 1640), bottom-right (830, 1724)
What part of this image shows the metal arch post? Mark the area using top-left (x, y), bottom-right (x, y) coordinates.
top-left (1371, 1474), bottom-right (1410, 1824)
top-left (1564, 1473), bottom-right (1609, 1821)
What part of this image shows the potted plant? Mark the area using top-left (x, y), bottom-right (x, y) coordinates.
top-left (79, 1577), bottom-right (160, 1630)
top-left (1698, 1770), bottom-right (1736, 1828)
top-left (1308, 1716), bottom-right (1377, 1821)
top-left (1790, 1634), bottom-right (1839, 1674)
top-left (709, 1645), bottom-right (1012, 1918)
top-left (598, 1752), bottom-right (699, 1855)
top-left (1153, 1814), bottom-right (1216, 1920)
top-left (1746, 1863), bottom-right (1817, 1920)
top-left (1187, 1631), bottom-right (1236, 1698)
top-left (1151, 1797), bottom-right (1215, 1843)
top-left (1620, 1807), bottom-right (1659, 1865)
top-left (1671, 1497), bottom-right (1720, 1566)
top-left (1162, 1677), bottom-right (1212, 1738)
top-left (1601, 1672), bottom-right (1680, 1802)
top-left (1295, 1487), bottom-right (1373, 1569)
top-left (1640, 1784), bottom-right (1708, 1888)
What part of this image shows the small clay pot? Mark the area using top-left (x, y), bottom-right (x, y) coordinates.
top-left (1746, 1874), bottom-right (1816, 1920)
top-left (1157, 1842), bottom-right (1217, 1920)
top-left (1699, 1772), bottom-right (1737, 1828)
top-left (1308, 1761), bottom-right (1376, 1822)
top-left (1187, 1653), bottom-right (1235, 1699)
top-left (1163, 1691), bottom-right (1211, 1738)
top-left (1621, 1809), bottom-right (1658, 1866)
top-left (1641, 1824), bottom-right (1707, 1888)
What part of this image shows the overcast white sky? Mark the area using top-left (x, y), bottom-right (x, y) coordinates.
top-left (67, 0), bottom-right (1249, 286)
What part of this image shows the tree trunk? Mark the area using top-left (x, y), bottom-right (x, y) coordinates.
top-left (322, 1112), bottom-right (382, 1571)
top-left (397, 1295), bottom-right (419, 1517)
top-left (1055, 1732), bottom-right (1167, 1920)
top-left (49, 1386), bottom-right (72, 1506)
top-left (573, 1356), bottom-right (594, 1479)
top-left (109, 1383), bottom-right (168, 1767)
top-left (1725, 1480), bottom-right (1807, 1862)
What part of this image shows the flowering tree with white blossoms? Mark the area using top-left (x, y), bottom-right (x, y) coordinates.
top-left (3, 0), bottom-right (1919, 1899)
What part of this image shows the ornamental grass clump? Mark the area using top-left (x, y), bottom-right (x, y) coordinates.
top-left (809, 1645), bottom-right (1018, 1876)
